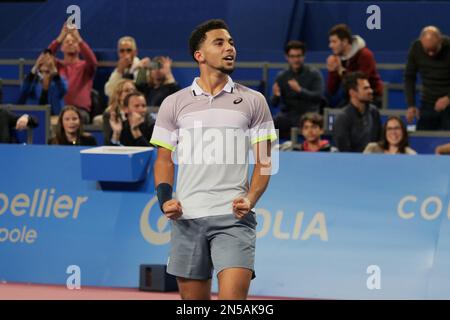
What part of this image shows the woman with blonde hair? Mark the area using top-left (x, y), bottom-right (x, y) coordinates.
top-left (100, 79), bottom-right (136, 144)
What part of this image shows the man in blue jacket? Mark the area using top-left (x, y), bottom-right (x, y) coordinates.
top-left (18, 50), bottom-right (67, 115)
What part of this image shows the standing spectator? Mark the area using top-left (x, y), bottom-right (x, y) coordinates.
top-left (49, 105), bottom-right (97, 146)
top-left (108, 92), bottom-right (154, 146)
top-left (18, 49), bottom-right (67, 115)
top-left (48, 23), bottom-right (98, 123)
top-left (327, 24), bottom-right (383, 108)
top-left (104, 36), bottom-right (146, 98)
top-left (0, 108), bottom-right (38, 143)
top-left (135, 56), bottom-right (181, 107)
top-left (271, 41), bottom-right (324, 139)
top-left (405, 26), bottom-right (450, 130)
top-left (364, 116), bottom-right (416, 154)
top-left (294, 112), bottom-right (336, 152)
top-left (333, 72), bottom-right (381, 152)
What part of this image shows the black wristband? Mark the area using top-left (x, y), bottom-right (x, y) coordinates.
top-left (156, 183), bottom-right (173, 212)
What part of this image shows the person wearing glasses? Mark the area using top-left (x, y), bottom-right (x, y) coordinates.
top-left (364, 116), bottom-right (416, 154)
top-left (271, 40), bottom-right (324, 139)
top-left (105, 36), bottom-right (146, 98)
top-left (18, 49), bottom-right (67, 116)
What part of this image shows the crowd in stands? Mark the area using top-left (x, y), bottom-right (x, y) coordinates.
top-left (1, 22), bottom-right (450, 154)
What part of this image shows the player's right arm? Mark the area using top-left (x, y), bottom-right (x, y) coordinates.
top-left (154, 147), bottom-right (183, 219)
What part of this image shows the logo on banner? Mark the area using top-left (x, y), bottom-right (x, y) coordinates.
top-left (140, 196), bottom-right (171, 245)
top-left (139, 198), bottom-right (328, 245)
top-left (0, 188), bottom-right (88, 245)
top-left (397, 195), bottom-right (450, 220)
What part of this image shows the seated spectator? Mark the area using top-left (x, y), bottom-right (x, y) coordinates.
top-left (326, 24), bottom-right (383, 108)
top-left (405, 26), bottom-right (450, 130)
top-left (271, 41), bottom-right (324, 139)
top-left (333, 72), bottom-right (381, 152)
top-left (104, 36), bottom-right (146, 98)
top-left (108, 92), bottom-right (154, 147)
top-left (18, 49), bottom-right (67, 115)
top-left (0, 108), bottom-right (38, 143)
top-left (364, 116), bottom-right (417, 154)
top-left (435, 143), bottom-right (450, 155)
top-left (294, 113), bottom-right (336, 152)
top-left (49, 105), bottom-right (97, 146)
top-left (48, 23), bottom-right (98, 123)
top-left (135, 56), bottom-right (180, 107)
top-left (100, 79), bottom-right (136, 142)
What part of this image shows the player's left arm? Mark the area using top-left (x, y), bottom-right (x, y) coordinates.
top-left (233, 140), bottom-right (272, 219)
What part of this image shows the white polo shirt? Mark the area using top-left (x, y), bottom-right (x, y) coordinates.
top-left (150, 76), bottom-right (276, 219)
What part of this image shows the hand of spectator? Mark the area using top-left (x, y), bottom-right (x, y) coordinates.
top-left (109, 111), bottom-right (123, 135)
top-left (435, 96), bottom-right (450, 112)
top-left (232, 197), bottom-right (252, 219)
top-left (16, 115), bottom-right (29, 130)
top-left (68, 26), bottom-right (82, 43)
top-left (117, 56), bottom-right (132, 74)
top-left (326, 55), bottom-right (340, 72)
top-left (272, 82), bottom-right (281, 97)
top-left (287, 79), bottom-right (302, 93)
top-left (435, 143), bottom-right (450, 155)
top-left (32, 53), bottom-right (46, 73)
top-left (137, 57), bottom-right (151, 69)
top-left (48, 56), bottom-right (58, 75)
top-left (406, 106), bottom-right (419, 123)
top-left (128, 111), bottom-right (145, 129)
top-left (56, 23), bottom-right (70, 43)
top-left (160, 56), bottom-right (173, 75)
top-left (162, 199), bottom-right (183, 220)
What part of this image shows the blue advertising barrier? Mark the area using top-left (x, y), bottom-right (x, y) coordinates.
top-left (0, 144), bottom-right (449, 299)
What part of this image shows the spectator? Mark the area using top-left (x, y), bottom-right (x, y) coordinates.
top-left (294, 112), bottom-right (336, 152)
top-left (49, 105), bottom-right (97, 146)
top-left (327, 24), bottom-right (383, 108)
top-left (108, 92), bottom-right (154, 146)
top-left (0, 108), bottom-right (38, 143)
top-left (48, 23), bottom-right (98, 123)
top-left (18, 49), bottom-right (67, 115)
top-left (333, 72), bottom-right (381, 152)
top-left (364, 116), bottom-right (417, 154)
top-left (271, 40), bottom-right (324, 139)
top-left (104, 36), bottom-right (146, 98)
top-left (135, 56), bottom-right (181, 107)
top-left (405, 26), bottom-right (450, 130)
top-left (100, 79), bottom-right (136, 143)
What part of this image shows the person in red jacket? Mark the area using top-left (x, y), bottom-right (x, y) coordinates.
top-left (326, 24), bottom-right (383, 109)
top-left (48, 23), bottom-right (98, 123)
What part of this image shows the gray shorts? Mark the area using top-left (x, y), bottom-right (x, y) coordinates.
top-left (166, 213), bottom-right (257, 280)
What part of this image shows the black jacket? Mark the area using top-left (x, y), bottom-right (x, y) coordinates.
top-left (0, 108), bottom-right (38, 143)
top-left (333, 103), bottom-right (381, 152)
top-left (404, 36), bottom-right (450, 107)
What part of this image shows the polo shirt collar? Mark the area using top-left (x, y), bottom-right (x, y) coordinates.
top-left (191, 76), bottom-right (235, 96)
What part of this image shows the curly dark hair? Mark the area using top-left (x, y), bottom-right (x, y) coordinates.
top-left (189, 19), bottom-right (229, 62)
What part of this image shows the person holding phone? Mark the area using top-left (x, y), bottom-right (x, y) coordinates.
top-left (135, 56), bottom-right (180, 107)
top-left (18, 49), bottom-right (67, 115)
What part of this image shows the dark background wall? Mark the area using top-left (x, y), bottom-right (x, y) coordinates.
top-left (0, 0), bottom-right (449, 62)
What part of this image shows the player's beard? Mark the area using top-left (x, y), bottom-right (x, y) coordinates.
top-left (218, 66), bottom-right (235, 75)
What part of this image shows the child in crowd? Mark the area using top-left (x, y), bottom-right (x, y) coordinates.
top-left (49, 105), bottom-right (97, 146)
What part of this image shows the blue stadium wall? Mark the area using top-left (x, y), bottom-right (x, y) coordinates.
top-left (1, 0), bottom-right (450, 62)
